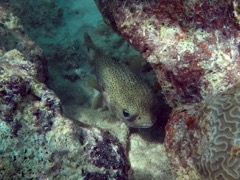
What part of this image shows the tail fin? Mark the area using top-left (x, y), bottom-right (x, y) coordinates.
top-left (84, 32), bottom-right (96, 50)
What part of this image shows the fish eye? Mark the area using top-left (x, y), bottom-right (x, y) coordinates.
top-left (122, 109), bottom-right (130, 118)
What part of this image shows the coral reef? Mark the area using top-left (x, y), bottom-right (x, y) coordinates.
top-left (0, 46), bottom-right (129, 180)
top-left (165, 84), bottom-right (240, 179)
top-left (3, 0), bottom-right (63, 40)
top-left (94, 0), bottom-right (240, 106)
top-left (3, 0), bottom-right (240, 178)
top-left (0, 5), bottom-right (129, 179)
top-left (94, 0), bottom-right (240, 179)
top-left (0, 2), bottom-right (171, 179)
top-left (233, 0), bottom-right (240, 24)
top-left (196, 88), bottom-right (240, 179)
top-left (0, 5), bottom-right (46, 82)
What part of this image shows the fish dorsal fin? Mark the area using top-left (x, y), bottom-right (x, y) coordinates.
top-left (83, 32), bottom-right (96, 50)
top-left (84, 33), bottom-right (96, 64)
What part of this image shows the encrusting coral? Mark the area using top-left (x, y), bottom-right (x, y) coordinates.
top-left (165, 84), bottom-right (240, 179)
top-left (94, 0), bottom-right (240, 106)
top-left (0, 5), bottom-right (129, 179)
top-left (1, 0), bottom-right (240, 179)
top-left (94, 0), bottom-right (240, 179)
top-left (195, 86), bottom-right (240, 179)
top-left (0, 48), bottom-right (129, 180)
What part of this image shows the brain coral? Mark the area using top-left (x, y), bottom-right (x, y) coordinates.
top-left (164, 85), bottom-right (240, 179)
top-left (195, 91), bottom-right (240, 179)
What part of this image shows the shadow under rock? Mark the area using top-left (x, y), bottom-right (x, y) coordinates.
top-left (130, 95), bottom-right (172, 143)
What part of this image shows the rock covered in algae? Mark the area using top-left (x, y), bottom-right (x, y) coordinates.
top-left (0, 5), bottom-right (46, 82)
top-left (0, 5), bottom-right (129, 179)
top-left (1, 3), bottom-right (173, 179)
top-left (94, 0), bottom-right (240, 106)
top-left (94, 0), bottom-right (240, 179)
top-left (0, 49), bottom-right (129, 179)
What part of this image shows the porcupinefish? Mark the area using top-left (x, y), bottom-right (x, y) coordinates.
top-left (84, 32), bottom-right (157, 128)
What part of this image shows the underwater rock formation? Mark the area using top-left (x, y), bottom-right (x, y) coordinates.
top-left (94, 0), bottom-right (240, 179)
top-left (0, 6), bottom-right (129, 179)
top-left (94, 0), bottom-right (240, 106)
top-left (0, 5), bottom-right (46, 82)
top-left (0, 49), bottom-right (129, 179)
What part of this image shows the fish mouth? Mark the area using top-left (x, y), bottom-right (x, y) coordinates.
top-left (138, 123), bottom-right (154, 128)
top-left (126, 122), bottom-right (154, 128)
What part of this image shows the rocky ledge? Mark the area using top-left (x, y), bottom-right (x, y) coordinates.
top-left (0, 6), bottom-right (129, 179)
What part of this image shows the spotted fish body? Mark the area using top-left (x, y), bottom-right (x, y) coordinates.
top-left (84, 33), bottom-right (156, 128)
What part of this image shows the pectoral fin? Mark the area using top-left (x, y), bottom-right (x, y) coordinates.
top-left (91, 91), bottom-right (103, 109)
top-left (84, 75), bottom-right (102, 92)
top-left (83, 75), bottom-right (105, 109)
